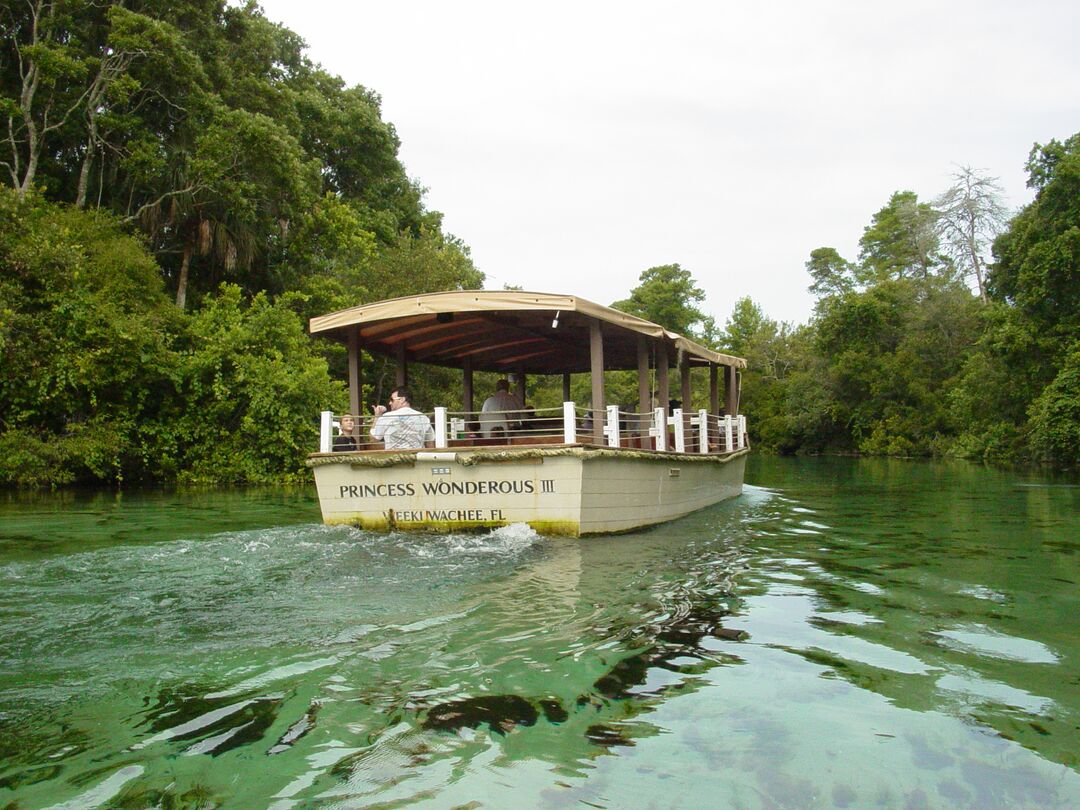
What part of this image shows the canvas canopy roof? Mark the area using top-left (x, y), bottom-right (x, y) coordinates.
top-left (309, 290), bottom-right (745, 375)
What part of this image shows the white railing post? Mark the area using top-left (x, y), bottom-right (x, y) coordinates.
top-left (434, 406), bottom-right (448, 448)
top-left (652, 407), bottom-right (667, 451)
top-left (605, 405), bottom-right (620, 448)
top-left (738, 415), bottom-right (747, 450)
top-left (698, 409), bottom-right (709, 454)
top-left (563, 401), bottom-right (576, 444)
top-left (320, 410), bottom-right (333, 453)
top-left (671, 408), bottom-right (685, 453)
top-left (724, 415), bottom-right (734, 453)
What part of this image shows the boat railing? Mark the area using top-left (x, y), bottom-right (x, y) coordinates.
top-left (445, 405), bottom-right (569, 446)
top-left (318, 412), bottom-right (387, 452)
top-left (319, 405), bottom-right (748, 454)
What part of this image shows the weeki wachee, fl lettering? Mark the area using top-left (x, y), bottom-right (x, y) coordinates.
top-left (394, 509), bottom-right (506, 522)
top-left (339, 480), bottom-right (539, 499)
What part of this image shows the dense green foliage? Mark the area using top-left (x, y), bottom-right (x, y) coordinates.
top-left (728, 135), bottom-right (1080, 468)
top-left (611, 264), bottom-right (717, 341)
top-left (1, 1), bottom-right (480, 486)
top-left (0, 189), bottom-right (343, 484)
top-left (1, 0), bottom-right (456, 307)
top-left (0, 188), bottom-right (178, 484)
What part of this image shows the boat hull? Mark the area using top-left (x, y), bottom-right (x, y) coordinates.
top-left (310, 446), bottom-right (747, 536)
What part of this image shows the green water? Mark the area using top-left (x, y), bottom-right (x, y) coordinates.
top-left (0, 458), bottom-right (1077, 808)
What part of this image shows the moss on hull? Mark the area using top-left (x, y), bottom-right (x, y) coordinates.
top-left (324, 512), bottom-right (582, 537)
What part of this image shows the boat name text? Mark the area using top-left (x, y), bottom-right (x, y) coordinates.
top-left (339, 479), bottom-right (541, 499)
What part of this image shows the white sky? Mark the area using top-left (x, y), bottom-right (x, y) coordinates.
top-left (257, 0), bottom-right (1080, 326)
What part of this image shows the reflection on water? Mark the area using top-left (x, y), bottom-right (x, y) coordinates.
top-left (0, 459), bottom-right (1078, 808)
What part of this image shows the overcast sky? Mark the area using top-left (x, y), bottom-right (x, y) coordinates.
top-left (256, 0), bottom-right (1080, 326)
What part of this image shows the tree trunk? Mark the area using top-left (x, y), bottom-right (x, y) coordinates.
top-left (75, 139), bottom-right (95, 208)
top-left (973, 257), bottom-right (988, 303)
top-left (966, 225), bottom-right (988, 303)
top-left (14, 1), bottom-right (47, 201)
top-left (176, 238), bottom-right (193, 310)
top-left (18, 128), bottom-right (39, 201)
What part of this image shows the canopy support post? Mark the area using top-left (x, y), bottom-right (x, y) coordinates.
top-left (637, 335), bottom-right (650, 442)
top-left (724, 365), bottom-right (738, 415)
top-left (710, 364), bottom-right (720, 415)
top-left (656, 344), bottom-right (669, 417)
top-left (590, 319), bottom-right (605, 445)
top-left (347, 328), bottom-right (362, 416)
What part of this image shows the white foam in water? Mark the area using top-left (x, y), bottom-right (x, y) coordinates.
top-left (454, 523), bottom-right (540, 555)
top-left (403, 523), bottom-right (541, 559)
top-left (486, 522), bottom-right (541, 547)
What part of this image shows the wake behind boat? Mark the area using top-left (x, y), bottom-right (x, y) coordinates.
top-left (307, 290), bottom-right (748, 536)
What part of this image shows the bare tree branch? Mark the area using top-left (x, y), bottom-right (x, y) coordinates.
top-left (933, 165), bottom-right (1009, 302)
top-left (122, 183), bottom-right (205, 224)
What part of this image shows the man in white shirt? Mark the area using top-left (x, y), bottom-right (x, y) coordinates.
top-left (370, 386), bottom-right (434, 449)
top-left (479, 379), bottom-right (523, 438)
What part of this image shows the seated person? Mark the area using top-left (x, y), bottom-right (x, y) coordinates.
top-left (479, 379), bottom-right (523, 438)
top-left (370, 386), bottom-right (434, 450)
top-left (333, 414), bottom-right (359, 451)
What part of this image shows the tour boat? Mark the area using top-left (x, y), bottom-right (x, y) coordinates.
top-left (307, 290), bottom-right (748, 536)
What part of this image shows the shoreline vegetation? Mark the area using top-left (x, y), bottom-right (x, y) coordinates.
top-left (3, 3), bottom-right (1079, 488)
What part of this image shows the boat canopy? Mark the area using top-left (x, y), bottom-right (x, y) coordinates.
top-left (309, 290), bottom-right (746, 374)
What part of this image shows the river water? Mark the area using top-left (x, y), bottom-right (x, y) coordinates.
top-left (0, 457), bottom-right (1077, 808)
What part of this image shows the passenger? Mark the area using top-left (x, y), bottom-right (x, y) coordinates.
top-left (333, 414), bottom-right (359, 452)
top-left (479, 379), bottom-right (523, 438)
top-left (370, 386), bottom-right (434, 450)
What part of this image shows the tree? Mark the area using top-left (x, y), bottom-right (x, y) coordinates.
top-left (858, 191), bottom-right (948, 283)
top-left (1028, 345), bottom-right (1080, 466)
top-left (988, 135), bottom-right (1080, 342)
top-left (725, 300), bottom-right (799, 383)
top-left (978, 132), bottom-right (1080, 465)
top-left (722, 297), bottom-right (768, 357)
top-left (364, 227), bottom-right (483, 303)
top-left (933, 166), bottom-right (1009, 302)
top-left (134, 104), bottom-right (321, 309)
top-left (611, 263), bottom-right (709, 338)
top-left (72, 6), bottom-right (205, 209)
top-left (0, 2), bottom-right (492, 485)
top-left (0, 187), bottom-right (181, 484)
top-left (151, 284), bottom-right (343, 483)
top-left (1, 0), bottom-right (91, 198)
top-left (806, 246), bottom-right (856, 300)
top-left (284, 193), bottom-right (379, 318)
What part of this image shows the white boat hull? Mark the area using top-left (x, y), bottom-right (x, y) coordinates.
top-left (310, 446), bottom-right (747, 536)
